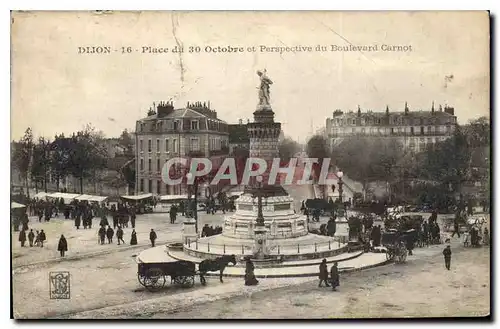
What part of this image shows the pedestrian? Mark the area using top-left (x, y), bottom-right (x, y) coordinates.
top-left (106, 226), bottom-right (114, 244)
top-left (116, 226), bottom-right (125, 245)
top-left (318, 259), bottom-right (330, 287)
top-left (483, 227), bottom-right (490, 246)
top-left (443, 245), bottom-right (452, 270)
top-left (130, 207), bottom-right (136, 229)
top-left (451, 217), bottom-right (461, 238)
top-left (28, 229), bottom-right (35, 247)
top-left (21, 213), bottom-right (29, 231)
top-left (130, 229), bottom-right (137, 245)
top-left (330, 262), bottom-right (340, 291)
top-left (149, 229), bottom-right (157, 247)
top-left (169, 205), bottom-right (177, 224)
top-left (57, 234), bottom-right (68, 257)
top-left (18, 229), bottom-right (26, 247)
top-left (98, 226), bottom-right (106, 245)
top-left (39, 229), bottom-right (46, 247)
top-left (244, 257), bottom-right (259, 286)
top-left (75, 211), bottom-right (81, 230)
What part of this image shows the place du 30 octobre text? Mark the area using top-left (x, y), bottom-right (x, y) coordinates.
top-left (77, 44), bottom-right (413, 55)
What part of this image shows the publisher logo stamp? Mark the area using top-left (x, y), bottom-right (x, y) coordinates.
top-left (49, 271), bottom-right (70, 299)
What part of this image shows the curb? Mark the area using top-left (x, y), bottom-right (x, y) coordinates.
top-left (203, 257), bottom-right (391, 278)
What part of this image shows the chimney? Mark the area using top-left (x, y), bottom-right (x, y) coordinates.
top-left (157, 100), bottom-right (175, 118)
top-left (386, 105), bottom-right (389, 115)
top-left (444, 105), bottom-right (455, 116)
top-left (404, 102), bottom-right (409, 115)
top-left (357, 105), bottom-right (361, 117)
top-left (431, 101), bottom-right (435, 114)
top-left (239, 119), bottom-right (243, 125)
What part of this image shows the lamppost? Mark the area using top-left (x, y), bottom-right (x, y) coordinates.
top-left (186, 172), bottom-right (199, 234)
top-left (337, 170), bottom-right (344, 204)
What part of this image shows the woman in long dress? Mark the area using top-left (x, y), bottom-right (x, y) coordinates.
top-left (244, 258), bottom-right (259, 286)
top-left (130, 229), bottom-right (137, 245)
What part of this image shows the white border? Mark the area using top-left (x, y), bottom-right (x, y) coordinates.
top-left (3, 1), bottom-right (497, 328)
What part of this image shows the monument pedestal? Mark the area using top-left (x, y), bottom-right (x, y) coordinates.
top-left (182, 218), bottom-right (198, 245)
top-left (253, 225), bottom-right (269, 259)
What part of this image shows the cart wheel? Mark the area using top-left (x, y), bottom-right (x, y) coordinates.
top-left (180, 275), bottom-right (195, 288)
top-left (137, 273), bottom-right (147, 287)
top-left (144, 268), bottom-right (166, 292)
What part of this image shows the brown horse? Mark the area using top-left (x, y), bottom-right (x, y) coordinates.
top-left (198, 254), bottom-right (237, 285)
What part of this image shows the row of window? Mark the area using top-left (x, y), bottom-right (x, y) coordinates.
top-left (139, 137), bottom-right (228, 153)
top-left (330, 117), bottom-right (456, 126)
top-left (138, 119), bottom-right (227, 133)
top-left (331, 125), bottom-right (453, 135)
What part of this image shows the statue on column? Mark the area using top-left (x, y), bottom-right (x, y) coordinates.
top-left (257, 69), bottom-right (273, 106)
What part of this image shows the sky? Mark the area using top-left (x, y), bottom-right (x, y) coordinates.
top-left (11, 11), bottom-right (490, 143)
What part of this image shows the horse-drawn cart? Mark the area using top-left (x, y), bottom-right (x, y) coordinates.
top-left (382, 229), bottom-right (408, 263)
top-left (136, 259), bottom-right (197, 292)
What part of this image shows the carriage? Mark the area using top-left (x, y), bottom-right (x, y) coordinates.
top-left (381, 229), bottom-right (408, 263)
top-left (136, 259), bottom-right (197, 292)
top-left (463, 216), bottom-right (487, 248)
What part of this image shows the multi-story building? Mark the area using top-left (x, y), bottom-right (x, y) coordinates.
top-left (134, 101), bottom-right (229, 196)
top-left (326, 103), bottom-right (457, 153)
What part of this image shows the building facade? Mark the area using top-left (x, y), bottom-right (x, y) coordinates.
top-left (228, 119), bottom-right (249, 155)
top-left (326, 103), bottom-right (458, 153)
top-left (134, 101), bottom-right (229, 196)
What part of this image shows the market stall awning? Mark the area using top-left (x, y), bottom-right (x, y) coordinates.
top-left (89, 195), bottom-right (108, 202)
top-left (160, 194), bottom-right (188, 201)
top-left (75, 194), bottom-right (94, 201)
top-left (229, 191), bottom-right (244, 197)
top-left (121, 193), bottom-right (153, 200)
top-left (47, 192), bottom-right (82, 200)
top-left (11, 202), bottom-right (26, 209)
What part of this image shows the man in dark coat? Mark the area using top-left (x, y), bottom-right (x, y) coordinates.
top-left (443, 245), bottom-right (452, 270)
top-left (169, 204), bottom-right (178, 224)
top-left (318, 259), bottom-right (330, 287)
top-left (28, 229), bottom-right (35, 247)
top-left (330, 262), bottom-right (340, 291)
top-left (98, 226), bottom-right (106, 245)
top-left (39, 229), bottom-right (46, 247)
top-left (150, 229), bottom-right (157, 247)
top-left (116, 226), bottom-right (125, 245)
top-left (130, 207), bottom-right (136, 229)
top-left (21, 213), bottom-right (29, 231)
top-left (327, 217), bottom-right (337, 237)
top-left (130, 229), bottom-right (137, 245)
top-left (106, 226), bottom-right (114, 244)
top-left (18, 229), bottom-right (26, 247)
top-left (179, 201), bottom-right (185, 216)
top-left (112, 213), bottom-right (118, 229)
top-left (57, 234), bottom-right (68, 257)
top-left (75, 211), bottom-right (81, 229)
